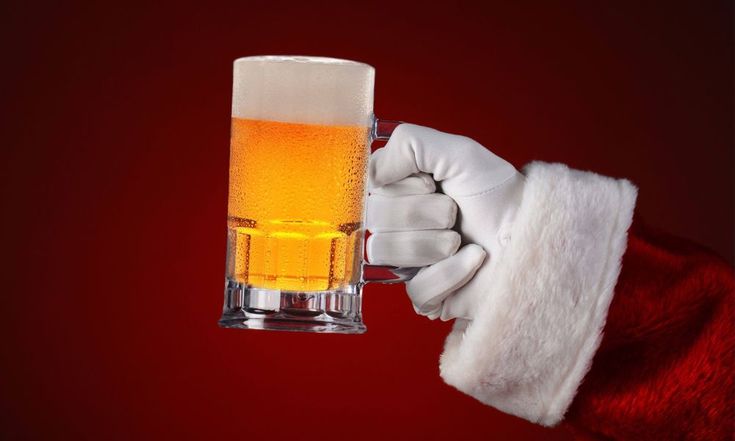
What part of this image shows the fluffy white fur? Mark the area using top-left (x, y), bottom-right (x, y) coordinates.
top-left (439, 161), bottom-right (637, 426)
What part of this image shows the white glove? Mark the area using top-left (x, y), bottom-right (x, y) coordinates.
top-left (366, 123), bottom-right (525, 321)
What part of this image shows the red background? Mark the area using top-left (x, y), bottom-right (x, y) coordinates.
top-left (2, 1), bottom-right (732, 440)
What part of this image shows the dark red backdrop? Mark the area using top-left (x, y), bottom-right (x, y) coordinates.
top-left (2, 1), bottom-right (732, 440)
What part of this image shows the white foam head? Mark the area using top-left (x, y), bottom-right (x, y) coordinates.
top-left (232, 56), bottom-right (375, 126)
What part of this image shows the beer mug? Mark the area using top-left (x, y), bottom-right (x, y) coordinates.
top-left (219, 55), bottom-right (414, 334)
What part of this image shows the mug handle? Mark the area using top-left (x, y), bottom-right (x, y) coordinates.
top-left (362, 117), bottom-right (421, 284)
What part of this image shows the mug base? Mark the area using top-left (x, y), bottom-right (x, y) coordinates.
top-left (219, 279), bottom-right (367, 334)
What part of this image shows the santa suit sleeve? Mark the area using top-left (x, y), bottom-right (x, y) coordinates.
top-left (437, 162), bottom-right (735, 438)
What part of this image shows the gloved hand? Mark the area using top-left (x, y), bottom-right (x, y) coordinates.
top-left (366, 123), bottom-right (525, 321)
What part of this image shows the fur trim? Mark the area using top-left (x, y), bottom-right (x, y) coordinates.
top-left (439, 162), bottom-right (638, 426)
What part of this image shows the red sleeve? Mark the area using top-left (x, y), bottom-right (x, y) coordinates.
top-left (563, 218), bottom-right (735, 440)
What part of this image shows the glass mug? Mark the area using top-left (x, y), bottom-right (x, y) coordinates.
top-left (219, 55), bottom-right (415, 334)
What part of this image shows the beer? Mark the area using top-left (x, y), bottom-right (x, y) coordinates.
top-left (226, 117), bottom-right (370, 291)
top-left (219, 56), bottom-right (395, 333)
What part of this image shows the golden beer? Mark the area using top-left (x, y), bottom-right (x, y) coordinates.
top-left (226, 117), bottom-right (370, 291)
top-left (220, 55), bottom-right (379, 333)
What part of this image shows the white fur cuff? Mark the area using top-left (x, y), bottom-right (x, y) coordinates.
top-left (439, 162), bottom-right (637, 426)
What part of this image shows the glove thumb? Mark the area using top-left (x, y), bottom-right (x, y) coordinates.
top-left (368, 123), bottom-right (517, 197)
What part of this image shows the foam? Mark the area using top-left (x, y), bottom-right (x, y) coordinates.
top-left (232, 56), bottom-right (375, 126)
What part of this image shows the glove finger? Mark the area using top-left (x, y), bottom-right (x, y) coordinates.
top-left (405, 244), bottom-right (486, 318)
top-left (371, 172), bottom-right (435, 196)
top-left (368, 123), bottom-right (516, 197)
top-left (366, 193), bottom-right (457, 232)
top-left (366, 230), bottom-right (461, 267)
top-left (440, 289), bottom-right (478, 321)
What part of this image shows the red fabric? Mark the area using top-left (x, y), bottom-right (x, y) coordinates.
top-left (563, 218), bottom-right (735, 440)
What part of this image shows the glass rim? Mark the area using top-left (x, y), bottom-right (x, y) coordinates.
top-left (234, 55), bottom-right (374, 70)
